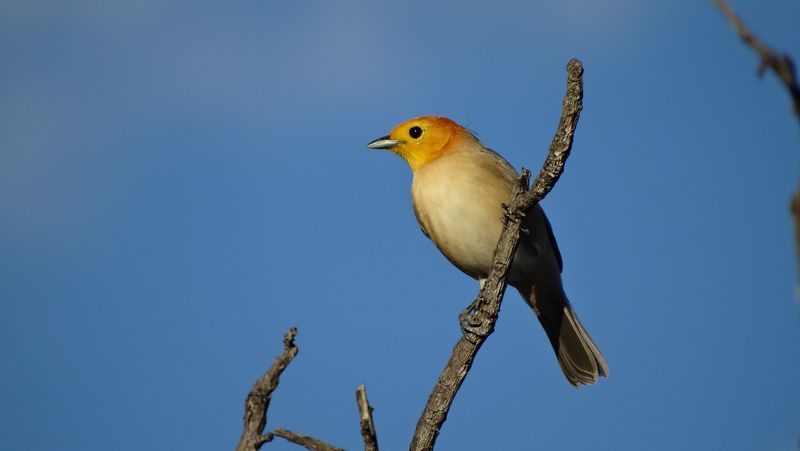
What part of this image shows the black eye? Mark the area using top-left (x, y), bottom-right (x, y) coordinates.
top-left (409, 126), bottom-right (423, 139)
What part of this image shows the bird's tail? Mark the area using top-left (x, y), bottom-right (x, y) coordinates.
top-left (520, 288), bottom-right (609, 386)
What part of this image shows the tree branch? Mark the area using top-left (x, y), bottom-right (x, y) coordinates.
top-left (356, 385), bottom-right (379, 451)
top-left (713, 0), bottom-right (800, 276)
top-left (236, 327), bottom-right (300, 451)
top-left (713, 0), bottom-right (800, 119)
top-left (409, 58), bottom-right (584, 451)
top-left (272, 429), bottom-right (346, 451)
top-left (236, 328), bottom-right (365, 451)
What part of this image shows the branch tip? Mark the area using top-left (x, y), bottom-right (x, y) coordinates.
top-left (356, 384), bottom-right (379, 451)
top-left (235, 328), bottom-right (301, 451)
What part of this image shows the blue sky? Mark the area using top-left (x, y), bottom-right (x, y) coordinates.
top-left (1, 1), bottom-right (799, 450)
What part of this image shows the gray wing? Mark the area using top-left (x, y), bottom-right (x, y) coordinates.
top-left (481, 146), bottom-right (564, 272)
top-left (540, 207), bottom-right (563, 272)
top-left (479, 146), bottom-right (518, 181)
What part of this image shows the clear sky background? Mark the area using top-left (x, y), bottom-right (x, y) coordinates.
top-left (1, 1), bottom-right (799, 450)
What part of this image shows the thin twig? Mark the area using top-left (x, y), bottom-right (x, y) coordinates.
top-left (409, 59), bottom-right (584, 451)
top-left (235, 328), bottom-right (299, 451)
top-left (356, 385), bottom-right (379, 451)
top-left (713, 0), bottom-right (800, 276)
top-left (273, 429), bottom-right (346, 451)
top-left (713, 0), bottom-right (800, 118)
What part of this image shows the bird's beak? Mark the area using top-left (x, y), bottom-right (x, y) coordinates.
top-left (366, 135), bottom-right (400, 149)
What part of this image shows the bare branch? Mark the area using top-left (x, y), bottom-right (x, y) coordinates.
top-left (713, 0), bottom-right (800, 119)
top-left (273, 429), bottom-right (346, 451)
top-left (409, 58), bottom-right (584, 451)
top-left (236, 328), bottom-right (299, 451)
top-left (236, 328), bottom-right (353, 451)
top-left (713, 0), bottom-right (800, 275)
top-left (356, 385), bottom-right (379, 451)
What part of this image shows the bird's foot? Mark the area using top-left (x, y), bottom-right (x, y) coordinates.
top-left (459, 299), bottom-right (494, 340)
top-left (501, 202), bottom-right (527, 225)
top-left (464, 297), bottom-right (481, 314)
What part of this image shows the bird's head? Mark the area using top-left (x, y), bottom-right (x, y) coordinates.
top-left (366, 116), bottom-right (477, 172)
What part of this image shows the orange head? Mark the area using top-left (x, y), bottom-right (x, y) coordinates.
top-left (366, 116), bottom-right (478, 172)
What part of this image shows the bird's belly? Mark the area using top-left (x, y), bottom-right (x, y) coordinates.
top-left (413, 183), bottom-right (507, 280)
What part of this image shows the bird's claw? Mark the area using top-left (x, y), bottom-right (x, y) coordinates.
top-left (459, 306), bottom-right (494, 339)
top-left (501, 203), bottom-right (526, 224)
top-left (464, 297), bottom-right (481, 314)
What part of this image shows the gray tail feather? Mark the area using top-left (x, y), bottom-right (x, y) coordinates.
top-left (552, 303), bottom-right (609, 386)
top-left (523, 289), bottom-right (609, 386)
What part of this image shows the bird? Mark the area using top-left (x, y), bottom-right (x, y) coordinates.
top-left (366, 116), bottom-right (608, 386)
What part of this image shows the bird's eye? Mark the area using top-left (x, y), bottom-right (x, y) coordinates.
top-left (409, 126), bottom-right (423, 139)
